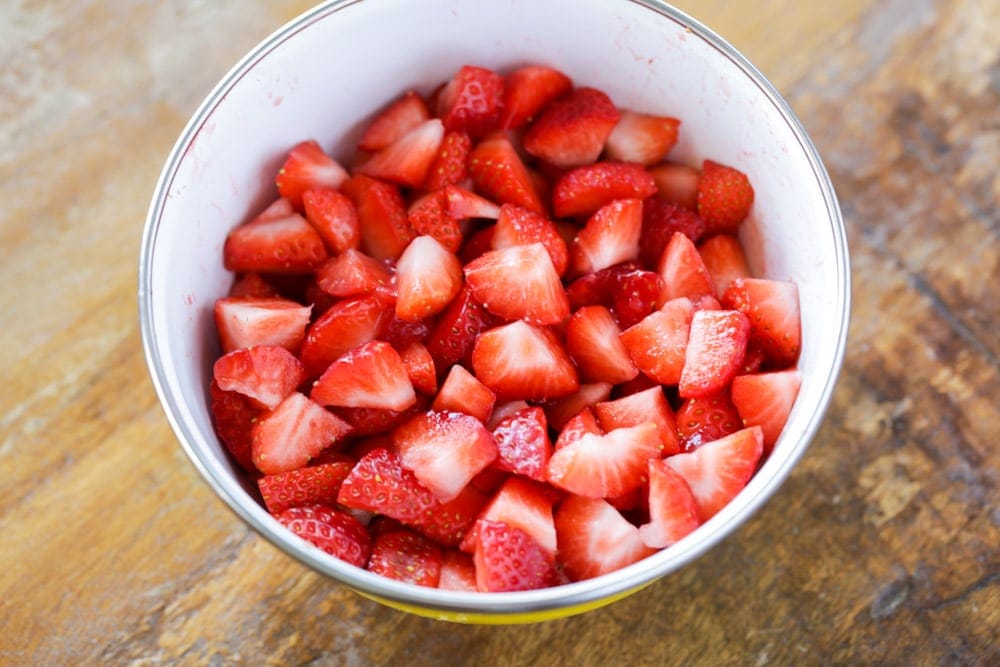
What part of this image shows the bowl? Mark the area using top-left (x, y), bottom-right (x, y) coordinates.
top-left (139, 0), bottom-right (850, 623)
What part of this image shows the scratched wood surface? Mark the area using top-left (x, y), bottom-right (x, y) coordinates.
top-left (1, 1), bottom-right (997, 664)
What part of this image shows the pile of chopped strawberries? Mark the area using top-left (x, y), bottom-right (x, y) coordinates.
top-left (209, 64), bottom-right (803, 592)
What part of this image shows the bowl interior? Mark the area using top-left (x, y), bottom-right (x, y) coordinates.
top-left (140, 0), bottom-right (848, 618)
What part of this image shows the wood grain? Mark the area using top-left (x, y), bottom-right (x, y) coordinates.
top-left (1, 1), bottom-right (996, 664)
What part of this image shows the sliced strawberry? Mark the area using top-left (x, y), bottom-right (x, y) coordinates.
top-left (275, 504), bottom-right (371, 567)
top-left (443, 183), bottom-right (500, 220)
top-left (730, 370), bottom-right (801, 453)
top-left (620, 297), bottom-right (695, 385)
top-left (299, 294), bottom-right (391, 378)
top-left (337, 447), bottom-right (440, 524)
top-left (552, 162), bottom-right (657, 219)
top-left (302, 187), bottom-right (361, 254)
top-left (614, 373), bottom-right (660, 398)
top-left (604, 110), bottom-right (681, 165)
top-left (394, 235), bottom-right (463, 321)
top-left (393, 410), bottom-right (498, 502)
top-left (398, 341), bottom-right (437, 396)
top-left (566, 262), bottom-right (664, 329)
top-left (665, 426), bottom-right (763, 521)
top-left (311, 340), bottom-right (416, 411)
top-left (340, 175), bottom-right (414, 261)
top-left (436, 65), bottom-right (504, 138)
top-left (547, 422), bottom-right (662, 498)
top-left (499, 65), bottom-right (573, 130)
top-left (639, 197), bottom-right (706, 269)
top-left (424, 130), bottom-right (472, 190)
top-left (678, 309), bottom-right (751, 398)
top-left (676, 391), bottom-right (743, 451)
top-left (490, 406), bottom-right (552, 482)
top-left (638, 459), bottom-right (700, 548)
top-left (213, 345), bottom-right (305, 410)
top-left (407, 189), bottom-right (462, 253)
top-left (356, 118), bottom-right (445, 188)
top-left (359, 90), bottom-right (431, 152)
top-left (463, 476), bottom-right (558, 556)
top-left (251, 392), bottom-right (352, 474)
top-left (490, 204), bottom-right (569, 276)
top-left (208, 380), bottom-right (261, 472)
top-left (223, 212), bottom-right (329, 274)
top-left (650, 161), bottom-right (700, 209)
top-left (544, 382), bottom-right (614, 432)
top-left (553, 406), bottom-right (603, 451)
top-left (487, 399), bottom-right (531, 429)
top-left (257, 460), bottom-right (355, 514)
top-left (335, 405), bottom-right (414, 437)
top-left (438, 550), bottom-right (478, 591)
top-left (595, 386), bottom-right (681, 456)
top-left (252, 196), bottom-right (296, 223)
top-left (554, 495), bottom-right (656, 581)
top-left (458, 224), bottom-right (496, 264)
top-left (698, 234), bottom-right (751, 298)
top-left (228, 272), bottom-right (282, 299)
top-left (213, 296), bottom-right (312, 354)
top-left (697, 159), bottom-right (754, 234)
top-left (568, 198), bottom-right (643, 277)
top-left (274, 140), bottom-right (349, 210)
top-left (411, 483), bottom-right (489, 548)
top-left (471, 320), bottom-right (579, 401)
top-left (464, 243), bottom-right (570, 325)
top-left (467, 132), bottom-right (545, 214)
top-left (367, 529), bottom-right (443, 587)
top-left (565, 305), bottom-right (639, 384)
top-left (721, 277), bottom-right (801, 368)
top-left (473, 519), bottom-right (559, 592)
top-left (431, 364), bottom-right (497, 424)
top-left (523, 87), bottom-right (620, 169)
top-left (314, 248), bottom-right (392, 299)
top-left (657, 231), bottom-right (715, 304)
top-left (424, 286), bottom-right (500, 369)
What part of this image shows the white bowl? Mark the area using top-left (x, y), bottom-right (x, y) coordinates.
top-left (139, 0), bottom-right (849, 623)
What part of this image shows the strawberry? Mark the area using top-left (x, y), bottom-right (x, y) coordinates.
top-left (424, 287), bottom-right (499, 371)
top-left (213, 296), bottom-right (312, 354)
top-left (467, 132), bottom-right (545, 214)
top-left (564, 305), bottom-right (639, 384)
top-left (458, 224), bottom-right (496, 264)
top-left (275, 504), bottom-right (371, 567)
top-left (227, 272), bottom-right (282, 299)
top-left (649, 162), bottom-right (700, 210)
top-left (568, 198), bottom-right (643, 277)
top-left (311, 340), bottom-right (416, 411)
top-left (257, 460), bottom-right (355, 514)
top-left (491, 204), bottom-right (569, 276)
top-left (639, 197), bottom-right (706, 269)
top-left (356, 118), bottom-right (445, 188)
top-left (522, 87), bottom-right (620, 169)
top-left (463, 243), bottom-right (570, 325)
top-left (223, 212), bottom-right (329, 274)
top-left (499, 65), bottom-right (573, 130)
top-left (394, 235), bottom-right (463, 321)
top-left (730, 370), bottom-right (801, 453)
top-left (637, 459), bottom-right (700, 548)
top-left (490, 406), bottom-right (552, 482)
top-left (698, 234), bottom-right (751, 298)
top-left (620, 297), bottom-right (695, 385)
top-left (463, 476), bottom-right (558, 556)
top-left (721, 277), bottom-right (801, 368)
top-left (438, 550), bottom-right (478, 591)
top-left (544, 382), bottom-right (613, 432)
top-left (302, 187), bottom-right (361, 254)
top-left (398, 341), bottom-right (437, 396)
top-left (336, 447), bottom-right (440, 524)
top-left (487, 399), bottom-right (531, 429)
top-left (675, 391), bottom-right (743, 451)
top-left (553, 406), bottom-right (603, 451)
top-left (595, 386), bottom-right (681, 456)
top-left (251, 392), bottom-right (353, 474)
top-left (252, 196), bottom-right (296, 223)
top-left (358, 90), bottom-right (431, 152)
top-left (213, 345), bottom-right (306, 410)
top-left (411, 484), bottom-right (488, 547)
top-left (367, 529), bottom-right (443, 587)
top-left (697, 159), bottom-right (754, 234)
top-left (678, 309), bottom-right (751, 399)
top-left (604, 110), bottom-right (681, 165)
top-left (566, 262), bottom-right (664, 329)
top-left (551, 162), bottom-right (657, 219)
top-left (424, 130), bottom-right (472, 190)
top-left (657, 231), bottom-right (715, 304)
top-left (299, 294), bottom-right (391, 378)
top-left (274, 140), bottom-right (349, 210)
top-left (471, 320), bottom-right (580, 401)
top-left (443, 184), bottom-right (501, 220)
top-left (547, 422), bottom-right (662, 498)
top-left (436, 65), bottom-right (504, 138)
top-left (314, 248), bottom-right (393, 299)
top-left (335, 406), bottom-right (411, 438)
top-left (664, 426), bottom-right (763, 521)
top-left (208, 380), bottom-right (261, 472)
top-left (393, 410), bottom-right (498, 502)
top-left (407, 189), bottom-right (462, 252)
top-left (554, 495), bottom-right (656, 581)
top-left (431, 364), bottom-right (497, 423)
top-left (340, 175), bottom-right (414, 261)
top-left (473, 519), bottom-right (559, 592)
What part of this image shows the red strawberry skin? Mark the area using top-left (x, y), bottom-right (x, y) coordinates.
top-left (640, 198), bottom-right (706, 269)
top-left (224, 213), bottom-right (329, 275)
top-left (275, 504), bottom-right (371, 567)
top-left (473, 520), bottom-right (559, 592)
top-left (552, 162), bottom-right (657, 219)
top-left (523, 87), bottom-right (621, 169)
top-left (358, 89), bottom-right (430, 152)
top-left (299, 294), bottom-right (391, 379)
top-left (340, 175), bottom-right (415, 261)
top-left (697, 159), bottom-right (755, 234)
top-left (257, 460), bottom-right (355, 514)
top-left (676, 391), bottom-right (743, 451)
top-left (336, 447), bottom-right (440, 525)
top-left (368, 529), bottom-right (443, 587)
top-left (275, 140), bottom-right (349, 209)
top-left (208, 380), bottom-right (261, 473)
top-left (425, 286), bottom-right (500, 369)
top-left (302, 187), bottom-right (361, 255)
top-left (638, 458), bottom-right (700, 548)
top-left (468, 133), bottom-right (546, 214)
top-left (500, 65), bottom-right (573, 130)
top-left (424, 130), bottom-right (472, 190)
top-left (436, 65), bottom-right (504, 139)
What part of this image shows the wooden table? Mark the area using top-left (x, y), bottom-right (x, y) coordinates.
top-left (2, 1), bottom-right (997, 664)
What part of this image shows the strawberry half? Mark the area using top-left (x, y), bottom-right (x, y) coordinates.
top-left (564, 305), bottom-right (639, 384)
top-left (638, 458), bottom-right (700, 548)
top-left (398, 341), bottom-right (437, 396)
top-left (499, 65), bottom-right (573, 130)
top-left (473, 520), bottom-right (559, 592)
top-left (302, 187), bottom-right (361, 255)
top-left (275, 504), bottom-right (371, 567)
top-left (431, 364), bottom-right (497, 424)
top-left (340, 175), bottom-right (414, 261)
top-left (310, 340), bottom-right (417, 411)
top-left (464, 243), bottom-right (570, 325)
top-left (356, 118), bottom-right (445, 188)
top-left (368, 529), bottom-right (443, 587)
top-left (552, 162), bottom-right (657, 219)
top-left (214, 296), bottom-right (312, 354)
top-left (468, 132), bottom-right (545, 214)
top-left (604, 110), bottom-right (681, 166)
top-left (721, 277), bottom-right (801, 369)
top-left (594, 386), bottom-right (681, 456)
top-left (213, 345), bottom-right (306, 410)
top-left (554, 406), bottom-right (603, 451)
top-left (490, 406), bottom-right (552, 482)
top-left (438, 550), bottom-right (478, 591)
top-left (678, 309), bottom-right (751, 398)
top-left (639, 197), bottom-right (706, 269)
top-left (620, 297), bottom-right (695, 386)
top-left (471, 320), bottom-right (580, 401)
top-left (554, 495), bottom-right (656, 581)
top-left (546, 422), bottom-right (662, 498)
top-left (657, 231), bottom-right (715, 304)
top-left (568, 198), bottom-right (643, 277)
top-left (650, 162), bottom-right (700, 210)
top-left (314, 248), bottom-right (393, 299)
top-left (698, 234), bottom-right (751, 298)
top-left (463, 476), bottom-right (558, 556)
top-left (358, 90), bottom-right (431, 152)
top-left (523, 87), bottom-right (621, 169)
top-left (299, 294), bottom-right (391, 379)
top-left (544, 382), bottom-right (613, 433)
top-left (730, 369), bottom-right (801, 453)
top-left (394, 235), bottom-right (463, 321)
top-left (275, 140), bottom-right (349, 210)
top-left (491, 204), bottom-right (569, 276)
top-left (676, 391), bottom-right (743, 451)
top-left (223, 212), bottom-right (329, 274)
top-left (251, 392), bottom-right (353, 475)
top-left (436, 65), bottom-right (504, 139)
top-left (257, 460), bottom-right (355, 514)
top-left (697, 159), bottom-right (754, 234)
top-left (337, 447), bottom-right (440, 524)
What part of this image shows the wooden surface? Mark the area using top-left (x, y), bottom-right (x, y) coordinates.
top-left (2, 1), bottom-right (997, 664)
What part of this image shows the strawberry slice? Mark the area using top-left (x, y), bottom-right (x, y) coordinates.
top-left (638, 459), bottom-right (700, 548)
top-left (490, 406), bottom-right (552, 482)
top-left (394, 235), bottom-right (463, 321)
top-left (554, 406), bottom-right (603, 451)
top-left (257, 460), bottom-right (355, 514)
top-left (274, 140), bottom-right (349, 210)
top-left (462, 476), bottom-right (558, 556)
top-left (546, 422), bottom-right (662, 498)
top-left (340, 175), bottom-right (414, 261)
top-left (554, 495), bottom-right (656, 581)
top-left (314, 248), bottom-right (393, 298)
top-left (424, 286), bottom-right (500, 369)
top-left (442, 184), bottom-right (500, 221)
top-left (639, 197), bottom-right (706, 269)
top-left (487, 399), bottom-right (531, 429)
top-left (552, 162), bottom-right (657, 219)
top-left (356, 118), bottom-right (445, 188)
top-left (499, 65), bottom-right (573, 130)
top-left (566, 262), bottom-right (663, 329)
top-left (311, 340), bottom-right (417, 411)
top-left (208, 380), bottom-right (261, 472)
top-left (223, 212), bottom-right (329, 274)
top-left (251, 196), bottom-right (296, 223)
top-left (393, 410), bottom-right (498, 502)
top-left (398, 341), bottom-right (437, 396)
top-left (676, 391), bottom-right (743, 451)
top-left (620, 297), bottom-right (695, 385)
top-left (650, 162), bottom-right (700, 210)
top-left (664, 426), bottom-right (763, 521)
top-left (604, 110), bottom-right (681, 165)
top-left (491, 204), bottom-right (569, 276)
top-left (407, 189), bottom-right (462, 252)
top-left (367, 529), bottom-right (443, 587)
top-left (213, 345), bottom-right (306, 410)
top-left (471, 320), bottom-right (580, 401)
top-left (302, 187), bottom-right (361, 254)
top-left (467, 132), bottom-right (545, 214)
top-left (378, 310), bottom-right (434, 349)
top-left (473, 519), bottom-right (559, 592)
top-left (697, 159), bottom-right (755, 234)
top-left (463, 243), bottom-right (570, 325)
top-left (678, 309), bottom-right (751, 398)
top-left (730, 370), bottom-right (801, 453)
top-left (251, 392), bottom-right (353, 474)
top-left (438, 550), bottom-right (478, 591)
top-left (337, 447), bottom-right (440, 524)
top-left (568, 198), bottom-right (643, 277)
top-left (657, 231), bottom-right (715, 304)
top-left (436, 65), bottom-right (504, 138)
top-left (698, 234), bottom-right (751, 298)
top-left (424, 130), bottom-right (472, 190)
top-left (594, 386), bottom-right (681, 456)
top-left (358, 90), bottom-right (430, 152)
top-left (565, 305), bottom-right (639, 384)
top-left (523, 87), bottom-right (620, 169)
top-left (411, 484), bottom-right (489, 548)
top-left (458, 224), bottom-right (496, 264)
top-left (275, 504), bottom-right (371, 567)
top-left (431, 365), bottom-right (497, 424)
top-left (213, 296), bottom-right (312, 354)
top-left (228, 272), bottom-right (282, 299)
top-left (544, 382), bottom-right (614, 432)
top-left (299, 294), bottom-right (391, 378)
top-left (721, 277), bottom-right (801, 368)
top-left (335, 405), bottom-right (416, 437)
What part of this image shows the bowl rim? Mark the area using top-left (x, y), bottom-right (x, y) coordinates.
top-left (138, 0), bottom-right (851, 618)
